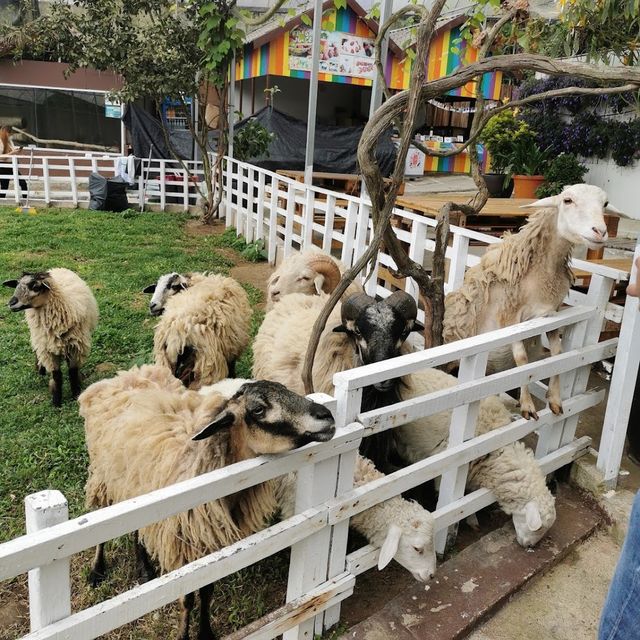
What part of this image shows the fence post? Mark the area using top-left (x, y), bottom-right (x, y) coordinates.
top-left (25, 490), bottom-right (71, 631)
top-left (353, 200), bottom-right (370, 265)
top-left (302, 185), bottom-right (315, 249)
top-left (12, 155), bottom-right (21, 203)
top-left (225, 158), bottom-right (234, 228)
top-left (598, 241), bottom-right (640, 486)
top-left (283, 182), bottom-right (296, 258)
top-left (340, 200), bottom-right (358, 267)
top-left (283, 387), bottom-right (361, 640)
top-left (255, 171), bottom-right (266, 242)
top-left (406, 219), bottom-right (427, 300)
top-left (322, 194), bottom-right (336, 254)
top-left (182, 166), bottom-right (189, 213)
top-left (68, 158), bottom-right (78, 207)
top-left (268, 176), bottom-right (279, 264)
top-left (434, 352), bottom-right (489, 554)
top-left (42, 157), bottom-right (51, 206)
top-left (535, 273), bottom-right (613, 458)
top-left (447, 233), bottom-right (470, 293)
top-left (245, 166), bottom-right (255, 242)
top-left (159, 160), bottom-right (166, 211)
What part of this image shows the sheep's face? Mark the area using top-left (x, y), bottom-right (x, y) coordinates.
top-left (525, 184), bottom-right (619, 250)
top-left (3, 272), bottom-right (51, 311)
top-left (266, 253), bottom-right (341, 309)
top-left (143, 272), bottom-right (189, 316)
top-left (192, 380), bottom-right (335, 452)
top-left (335, 291), bottom-right (417, 391)
top-left (378, 520), bottom-right (436, 583)
top-left (511, 499), bottom-right (556, 547)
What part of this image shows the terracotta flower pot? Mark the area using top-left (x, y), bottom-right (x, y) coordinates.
top-left (513, 175), bottom-right (545, 199)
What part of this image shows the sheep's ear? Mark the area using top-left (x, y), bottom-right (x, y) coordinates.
top-left (332, 325), bottom-right (348, 333)
top-left (313, 274), bottom-right (325, 295)
top-left (2, 279), bottom-right (18, 288)
top-left (378, 524), bottom-right (402, 570)
top-left (524, 501), bottom-right (542, 531)
top-left (192, 411), bottom-right (235, 440)
top-left (605, 202), bottom-right (628, 217)
top-left (143, 284), bottom-right (156, 294)
top-left (519, 195), bottom-right (559, 209)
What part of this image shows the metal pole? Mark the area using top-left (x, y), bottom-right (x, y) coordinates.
top-left (362, 0), bottom-right (393, 198)
top-left (228, 54), bottom-right (237, 159)
top-left (303, 0), bottom-right (323, 185)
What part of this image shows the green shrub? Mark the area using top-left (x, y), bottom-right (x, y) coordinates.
top-left (536, 153), bottom-right (588, 198)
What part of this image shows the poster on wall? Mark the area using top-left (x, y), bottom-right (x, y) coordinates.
top-left (288, 26), bottom-right (376, 79)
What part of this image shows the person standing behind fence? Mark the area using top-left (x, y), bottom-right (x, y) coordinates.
top-left (598, 255), bottom-right (640, 640)
top-left (0, 125), bottom-right (27, 199)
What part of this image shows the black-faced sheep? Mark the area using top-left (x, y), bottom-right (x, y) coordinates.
top-left (444, 184), bottom-right (619, 419)
top-left (143, 271), bottom-right (210, 316)
top-left (395, 368), bottom-right (556, 547)
top-left (202, 379), bottom-right (437, 582)
top-left (79, 364), bottom-right (335, 640)
top-left (266, 248), bottom-right (363, 310)
top-left (3, 268), bottom-right (99, 406)
top-left (252, 290), bottom-right (418, 475)
top-left (153, 274), bottom-right (251, 388)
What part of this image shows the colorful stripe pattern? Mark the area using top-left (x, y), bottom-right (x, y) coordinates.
top-left (236, 7), bottom-right (501, 99)
top-left (422, 143), bottom-right (488, 174)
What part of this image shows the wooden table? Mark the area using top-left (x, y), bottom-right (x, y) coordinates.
top-left (395, 193), bottom-right (621, 260)
top-left (276, 170), bottom-right (405, 196)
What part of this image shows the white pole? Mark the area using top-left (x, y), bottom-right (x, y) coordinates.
top-left (303, 0), bottom-right (323, 186)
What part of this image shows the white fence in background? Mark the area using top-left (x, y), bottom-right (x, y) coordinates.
top-left (1, 157), bottom-right (637, 640)
top-left (0, 151), bottom-right (205, 211)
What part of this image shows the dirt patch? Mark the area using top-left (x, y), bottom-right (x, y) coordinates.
top-left (231, 262), bottom-right (273, 310)
top-left (184, 218), bottom-right (226, 237)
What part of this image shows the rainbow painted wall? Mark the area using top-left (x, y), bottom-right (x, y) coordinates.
top-left (236, 6), bottom-right (502, 100)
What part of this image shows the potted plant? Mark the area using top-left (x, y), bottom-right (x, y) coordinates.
top-left (506, 129), bottom-right (551, 198)
top-left (478, 110), bottom-right (525, 198)
top-left (535, 153), bottom-right (588, 198)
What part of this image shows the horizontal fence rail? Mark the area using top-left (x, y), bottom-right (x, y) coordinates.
top-left (2, 157), bottom-right (638, 640)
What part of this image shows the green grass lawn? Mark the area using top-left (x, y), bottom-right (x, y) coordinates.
top-left (0, 207), bottom-right (289, 640)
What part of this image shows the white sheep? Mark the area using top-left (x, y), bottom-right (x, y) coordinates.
top-left (266, 247), bottom-right (363, 310)
top-left (278, 454), bottom-right (435, 581)
top-left (395, 367), bottom-right (556, 547)
top-left (153, 273), bottom-right (251, 388)
top-left (79, 364), bottom-right (335, 640)
top-left (143, 271), bottom-right (210, 316)
top-left (3, 268), bottom-right (98, 406)
top-left (444, 184), bottom-right (619, 419)
top-left (202, 378), bottom-right (436, 582)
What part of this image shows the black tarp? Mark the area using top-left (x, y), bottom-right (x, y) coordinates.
top-left (234, 107), bottom-right (396, 176)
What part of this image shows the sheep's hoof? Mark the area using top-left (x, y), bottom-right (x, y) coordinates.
top-left (549, 402), bottom-right (563, 415)
top-left (521, 409), bottom-right (539, 421)
top-left (465, 513), bottom-right (481, 531)
top-left (88, 569), bottom-right (105, 588)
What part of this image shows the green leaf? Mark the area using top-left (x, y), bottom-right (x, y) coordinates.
top-left (301, 13), bottom-right (312, 26)
top-left (450, 46), bottom-right (460, 54)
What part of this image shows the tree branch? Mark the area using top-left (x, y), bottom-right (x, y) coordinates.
top-left (12, 127), bottom-right (114, 151)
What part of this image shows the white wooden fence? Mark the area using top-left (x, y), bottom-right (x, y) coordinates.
top-left (0, 150), bottom-right (205, 211)
top-left (1, 156), bottom-right (637, 639)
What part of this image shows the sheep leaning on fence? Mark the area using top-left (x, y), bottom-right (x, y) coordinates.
top-left (3, 268), bottom-right (98, 406)
top-left (394, 368), bottom-right (556, 548)
top-left (266, 248), bottom-right (363, 310)
top-left (153, 274), bottom-right (251, 388)
top-left (443, 184), bottom-right (620, 420)
top-left (79, 364), bottom-right (335, 640)
top-left (143, 271), bottom-right (210, 316)
top-left (201, 378), bottom-right (436, 582)
top-left (253, 290), bottom-right (419, 475)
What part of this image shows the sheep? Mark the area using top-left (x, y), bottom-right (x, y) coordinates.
top-left (266, 248), bottom-right (363, 310)
top-left (202, 378), bottom-right (436, 581)
top-left (253, 290), bottom-right (419, 474)
top-left (79, 364), bottom-right (335, 640)
top-left (153, 274), bottom-right (251, 388)
top-left (143, 271), bottom-right (210, 316)
top-left (394, 367), bottom-right (556, 547)
top-left (277, 454), bottom-right (436, 582)
top-left (443, 184), bottom-right (620, 420)
top-left (3, 268), bottom-right (98, 406)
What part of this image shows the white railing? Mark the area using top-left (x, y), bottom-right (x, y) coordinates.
top-left (0, 153), bottom-right (206, 212)
top-left (1, 157), bottom-right (637, 639)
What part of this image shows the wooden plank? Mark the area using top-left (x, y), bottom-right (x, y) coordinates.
top-left (23, 512), bottom-right (328, 640)
top-left (327, 390), bottom-right (604, 526)
top-left (360, 339), bottom-right (616, 434)
top-left (0, 424), bottom-right (363, 581)
top-left (333, 305), bottom-right (596, 391)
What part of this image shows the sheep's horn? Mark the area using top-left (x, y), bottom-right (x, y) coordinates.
top-left (307, 255), bottom-right (341, 294)
top-left (384, 290), bottom-right (418, 321)
top-left (341, 293), bottom-right (376, 322)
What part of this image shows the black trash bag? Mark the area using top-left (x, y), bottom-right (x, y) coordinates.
top-left (89, 173), bottom-right (130, 212)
